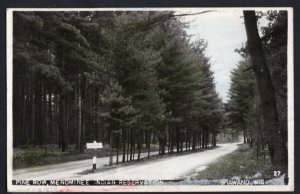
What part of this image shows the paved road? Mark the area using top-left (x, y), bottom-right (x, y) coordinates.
top-left (13, 143), bottom-right (240, 180)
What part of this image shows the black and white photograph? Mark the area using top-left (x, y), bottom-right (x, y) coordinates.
top-left (6, 7), bottom-right (294, 192)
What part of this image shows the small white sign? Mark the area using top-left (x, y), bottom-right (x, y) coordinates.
top-left (86, 141), bottom-right (103, 149)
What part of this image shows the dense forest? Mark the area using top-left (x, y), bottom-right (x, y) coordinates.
top-left (13, 10), bottom-right (288, 168)
top-left (13, 11), bottom-right (223, 163)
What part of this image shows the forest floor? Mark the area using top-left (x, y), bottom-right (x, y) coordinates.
top-left (193, 143), bottom-right (287, 181)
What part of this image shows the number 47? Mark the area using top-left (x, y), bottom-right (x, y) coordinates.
top-left (274, 171), bottom-right (281, 177)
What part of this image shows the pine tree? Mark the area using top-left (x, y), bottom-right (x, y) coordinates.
top-left (227, 58), bottom-right (255, 143)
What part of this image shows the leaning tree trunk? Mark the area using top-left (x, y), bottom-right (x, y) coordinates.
top-left (243, 11), bottom-right (287, 166)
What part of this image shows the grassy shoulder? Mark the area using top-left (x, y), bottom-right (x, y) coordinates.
top-left (195, 143), bottom-right (286, 180)
top-left (13, 144), bottom-right (159, 169)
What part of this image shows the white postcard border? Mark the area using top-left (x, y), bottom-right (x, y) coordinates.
top-left (6, 7), bottom-right (294, 192)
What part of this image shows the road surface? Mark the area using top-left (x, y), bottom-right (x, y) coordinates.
top-left (13, 143), bottom-right (240, 180)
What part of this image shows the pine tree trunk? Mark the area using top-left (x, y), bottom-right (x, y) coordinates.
top-left (122, 129), bottom-right (126, 163)
top-left (29, 90), bottom-right (34, 145)
top-left (176, 128), bottom-right (180, 153)
top-left (77, 75), bottom-right (82, 151)
top-left (195, 134), bottom-right (198, 149)
top-left (188, 132), bottom-right (191, 150)
top-left (133, 128), bottom-right (136, 160)
top-left (180, 131), bottom-right (184, 152)
top-left (32, 91), bottom-right (36, 147)
top-left (26, 86), bottom-right (31, 144)
top-left (167, 129), bottom-right (171, 154)
top-left (21, 83), bottom-right (27, 145)
top-left (199, 132), bottom-right (202, 149)
top-left (80, 76), bottom-right (87, 153)
top-left (48, 87), bottom-right (53, 138)
top-left (256, 118), bottom-right (260, 162)
top-left (127, 129), bottom-right (130, 161)
top-left (137, 130), bottom-right (142, 161)
top-left (130, 128), bottom-right (133, 161)
top-left (63, 96), bottom-right (69, 151)
top-left (34, 80), bottom-right (42, 146)
top-left (170, 131), bottom-right (174, 154)
top-left (162, 137), bottom-right (165, 155)
top-left (159, 127), bottom-right (166, 155)
top-left (116, 134), bottom-right (119, 164)
top-left (59, 95), bottom-right (65, 151)
top-left (147, 130), bottom-right (151, 159)
top-left (109, 132), bottom-right (113, 166)
top-left (205, 130), bottom-right (209, 148)
top-left (213, 131), bottom-right (217, 147)
top-left (42, 82), bottom-right (47, 144)
top-left (81, 119), bottom-right (86, 152)
top-left (55, 94), bottom-right (60, 146)
top-left (132, 131), bottom-right (136, 160)
top-left (243, 129), bottom-right (246, 143)
top-left (13, 79), bottom-right (20, 147)
top-left (211, 130), bottom-right (214, 147)
top-left (185, 130), bottom-right (188, 151)
top-left (192, 130), bottom-right (196, 150)
top-left (201, 130), bottom-right (205, 148)
top-left (205, 131), bottom-right (208, 148)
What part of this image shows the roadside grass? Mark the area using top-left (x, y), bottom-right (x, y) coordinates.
top-left (13, 144), bottom-right (159, 169)
top-left (195, 143), bottom-right (286, 180)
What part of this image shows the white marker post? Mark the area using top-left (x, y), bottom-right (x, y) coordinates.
top-left (86, 141), bottom-right (103, 170)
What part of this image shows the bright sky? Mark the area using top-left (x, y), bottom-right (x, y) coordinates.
top-left (181, 10), bottom-right (247, 102)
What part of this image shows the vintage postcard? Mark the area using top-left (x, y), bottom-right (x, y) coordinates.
top-left (7, 7), bottom-right (294, 192)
